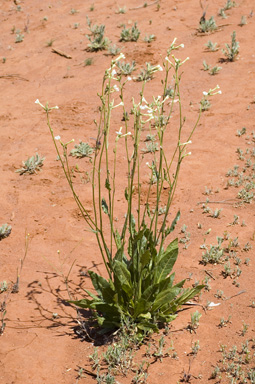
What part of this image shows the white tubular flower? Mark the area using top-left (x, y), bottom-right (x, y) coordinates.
top-left (170, 37), bottom-right (177, 47)
top-left (181, 56), bottom-right (189, 65)
top-left (127, 76), bottom-right (132, 81)
top-left (203, 85), bottom-right (221, 97)
top-left (116, 127), bottom-right (131, 138)
top-left (140, 105), bottom-right (148, 110)
top-left (180, 140), bottom-right (192, 146)
top-left (114, 52), bottom-right (125, 62)
top-left (116, 127), bottom-right (123, 136)
top-left (35, 99), bottom-right (58, 111)
top-left (155, 64), bottom-right (163, 72)
top-left (113, 84), bottom-right (119, 92)
top-left (111, 69), bottom-right (117, 76)
top-left (55, 135), bottom-right (61, 140)
top-left (207, 302), bottom-right (221, 307)
top-left (112, 101), bottom-right (124, 109)
top-left (35, 99), bottom-right (45, 109)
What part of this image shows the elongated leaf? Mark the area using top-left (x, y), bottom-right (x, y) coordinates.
top-left (69, 298), bottom-right (103, 310)
top-left (101, 198), bottom-right (109, 215)
top-left (113, 260), bottom-right (133, 297)
top-left (165, 210), bottom-right (180, 237)
top-left (175, 285), bottom-right (204, 306)
top-left (155, 238), bottom-right (178, 283)
top-left (133, 298), bottom-right (148, 318)
top-left (115, 229), bottom-right (122, 249)
top-left (88, 271), bottom-right (115, 303)
top-left (140, 249), bottom-right (151, 268)
top-left (151, 287), bottom-right (180, 312)
top-left (105, 178), bottom-right (111, 191)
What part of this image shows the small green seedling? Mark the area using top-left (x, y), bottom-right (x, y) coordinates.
top-left (218, 8), bottom-right (227, 18)
top-left (239, 16), bottom-right (247, 26)
top-left (86, 19), bottom-right (110, 51)
top-left (117, 60), bottom-right (136, 75)
top-left (84, 58), bottom-right (93, 66)
top-left (200, 97), bottom-right (211, 111)
top-left (205, 40), bottom-right (219, 51)
top-left (0, 281), bottom-right (8, 292)
top-left (191, 340), bottom-right (200, 355)
top-left (120, 23), bottom-right (140, 42)
top-left (16, 153), bottom-right (45, 174)
top-left (236, 127), bottom-right (246, 136)
top-left (70, 142), bottom-right (94, 158)
top-left (137, 62), bottom-right (162, 82)
top-left (203, 60), bottom-right (210, 71)
top-left (223, 0), bottom-right (236, 10)
top-left (15, 31), bottom-right (24, 43)
top-left (199, 16), bottom-right (217, 33)
top-left (222, 31), bottom-right (239, 61)
top-left (115, 6), bottom-right (126, 14)
top-left (188, 311), bottom-right (202, 333)
top-left (108, 44), bottom-right (121, 56)
top-left (209, 66), bottom-right (221, 75)
top-left (144, 34), bottom-right (156, 43)
top-left (0, 224), bottom-right (12, 241)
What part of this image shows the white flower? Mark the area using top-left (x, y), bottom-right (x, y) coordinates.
top-left (179, 43), bottom-right (184, 48)
top-left (218, 90), bottom-right (222, 94)
top-left (55, 135), bottom-right (61, 140)
top-left (116, 127), bottom-right (123, 136)
top-left (112, 101), bottom-right (124, 109)
top-left (208, 302), bottom-right (221, 307)
top-left (112, 69), bottom-right (117, 76)
top-left (140, 105), bottom-right (147, 110)
top-left (156, 64), bottom-right (163, 71)
top-left (116, 127), bottom-right (131, 138)
top-left (35, 99), bottom-right (45, 109)
top-left (203, 91), bottom-right (208, 96)
top-left (113, 85), bottom-right (119, 92)
top-left (127, 76), bottom-right (132, 81)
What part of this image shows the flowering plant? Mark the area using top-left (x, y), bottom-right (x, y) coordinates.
top-left (36, 41), bottom-right (220, 336)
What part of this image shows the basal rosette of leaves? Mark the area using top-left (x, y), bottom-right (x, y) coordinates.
top-left (71, 227), bottom-right (203, 333)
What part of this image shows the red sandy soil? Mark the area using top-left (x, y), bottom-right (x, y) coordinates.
top-left (0, 0), bottom-right (255, 383)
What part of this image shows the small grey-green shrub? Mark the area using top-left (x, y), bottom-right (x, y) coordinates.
top-left (16, 153), bottom-right (45, 174)
top-left (222, 31), bottom-right (239, 61)
top-left (205, 40), bottom-right (219, 51)
top-left (70, 142), bottom-right (93, 158)
top-left (117, 61), bottom-right (136, 75)
top-left (144, 34), bottom-right (155, 43)
top-left (199, 16), bottom-right (217, 33)
top-left (0, 224), bottom-right (12, 241)
top-left (136, 62), bottom-right (162, 82)
top-left (120, 22), bottom-right (140, 42)
top-left (108, 44), bottom-right (121, 56)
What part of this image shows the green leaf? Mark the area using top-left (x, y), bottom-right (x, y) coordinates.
top-left (124, 187), bottom-right (129, 201)
top-left (88, 271), bottom-right (115, 303)
top-left (115, 229), bottom-right (122, 249)
top-left (155, 238), bottom-right (178, 283)
top-left (69, 298), bottom-right (102, 310)
top-left (140, 249), bottom-right (151, 268)
top-left (175, 285), bottom-right (204, 306)
top-left (105, 178), bottom-right (111, 191)
top-left (102, 198), bottom-right (109, 215)
top-left (165, 210), bottom-right (180, 237)
top-left (151, 287), bottom-right (180, 312)
top-left (113, 260), bottom-right (133, 297)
